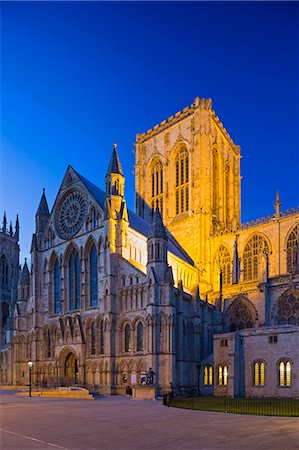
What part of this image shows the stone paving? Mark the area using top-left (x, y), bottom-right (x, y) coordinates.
top-left (0, 391), bottom-right (298, 450)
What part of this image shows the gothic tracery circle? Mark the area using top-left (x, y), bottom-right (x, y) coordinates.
top-left (55, 190), bottom-right (87, 239)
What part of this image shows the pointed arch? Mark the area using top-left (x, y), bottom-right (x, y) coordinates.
top-left (64, 243), bottom-right (81, 311)
top-left (214, 244), bottom-right (232, 286)
top-left (243, 233), bottom-right (270, 281)
top-left (150, 157), bottom-right (163, 214)
top-left (90, 244), bottom-right (98, 307)
top-left (175, 145), bottom-right (189, 215)
top-left (285, 223), bottom-right (299, 273)
top-left (274, 289), bottom-right (299, 325)
top-left (226, 297), bottom-right (257, 331)
top-left (212, 147), bottom-right (220, 221)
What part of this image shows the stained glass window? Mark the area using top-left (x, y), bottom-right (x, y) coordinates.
top-left (229, 299), bottom-right (254, 331)
top-left (215, 245), bottom-right (231, 286)
top-left (69, 250), bottom-right (80, 311)
top-left (90, 245), bottom-right (98, 307)
top-left (125, 324), bottom-right (131, 352)
top-left (137, 322), bottom-right (144, 352)
top-left (277, 292), bottom-right (299, 325)
top-left (54, 259), bottom-right (60, 315)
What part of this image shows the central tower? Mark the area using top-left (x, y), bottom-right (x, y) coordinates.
top-left (134, 97), bottom-right (241, 284)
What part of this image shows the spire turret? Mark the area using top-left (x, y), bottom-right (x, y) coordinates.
top-left (147, 206), bottom-right (168, 266)
top-left (19, 258), bottom-right (30, 285)
top-left (2, 211), bottom-right (7, 232)
top-left (149, 206), bottom-right (167, 240)
top-left (35, 188), bottom-right (50, 234)
top-left (9, 221), bottom-right (13, 236)
top-left (106, 144), bottom-right (123, 177)
top-left (274, 191), bottom-right (281, 219)
top-left (105, 144), bottom-right (125, 198)
top-left (15, 214), bottom-right (19, 240)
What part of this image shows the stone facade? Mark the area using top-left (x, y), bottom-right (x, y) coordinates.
top-left (0, 98), bottom-right (298, 398)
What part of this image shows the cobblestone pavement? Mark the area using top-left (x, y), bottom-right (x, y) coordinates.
top-left (1, 391), bottom-right (298, 450)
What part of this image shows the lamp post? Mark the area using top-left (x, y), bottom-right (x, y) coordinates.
top-left (28, 360), bottom-right (33, 397)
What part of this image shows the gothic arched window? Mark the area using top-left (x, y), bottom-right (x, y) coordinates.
top-left (175, 149), bottom-right (189, 215)
top-left (276, 291), bottom-right (299, 325)
top-left (91, 322), bottom-right (96, 355)
top-left (253, 360), bottom-right (265, 386)
top-left (137, 322), bottom-right (144, 352)
top-left (218, 365), bottom-right (228, 386)
top-left (212, 149), bottom-right (220, 220)
top-left (90, 245), bottom-right (98, 307)
top-left (91, 208), bottom-right (97, 229)
top-left (215, 245), bottom-right (231, 286)
top-left (225, 165), bottom-right (230, 228)
top-left (203, 365), bottom-right (213, 385)
top-left (54, 259), bottom-right (61, 315)
top-left (69, 250), bottom-right (80, 311)
top-left (151, 160), bottom-right (163, 214)
top-left (0, 255), bottom-right (8, 286)
top-left (99, 320), bottom-right (104, 354)
top-left (47, 330), bottom-right (51, 358)
top-left (124, 324), bottom-right (131, 352)
top-left (279, 360), bottom-right (292, 387)
top-left (228, 299), bottom-right (255, 331)
top-left (286, 224), bottom-right (299, 273)
top-left (243, 235), bottom-right (269, 281)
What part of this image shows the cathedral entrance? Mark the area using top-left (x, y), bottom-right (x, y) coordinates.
top-left (64, 352), bottom-right (78, 385)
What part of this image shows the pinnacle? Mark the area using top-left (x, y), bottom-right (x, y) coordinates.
top-left (106, 144), bottom-right (123, 176)
top-left (36, 189), bottom-right (50, 216)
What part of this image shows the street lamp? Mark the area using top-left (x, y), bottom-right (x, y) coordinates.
top-left (28, 360), bottom-right (33, 397)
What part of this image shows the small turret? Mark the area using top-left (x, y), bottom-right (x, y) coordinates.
top-left (232, 236), bottom-right (240, 284)
top-left (274, 191), bottom-right (281, 219)
top-left (147, 207), bottom-right (168, 269)
top-left (106, 144), bottom-right (124, 198)
top-left (9, 221), bottom-right (13, 236)
top-left (35, 188), bottom-right (50, 234)
top-left (15, 214), bottom-right (20, 240)
top-left (2, 211), bottom-right (7, 233)
top-left (18, 258), bottom-right (30, 302)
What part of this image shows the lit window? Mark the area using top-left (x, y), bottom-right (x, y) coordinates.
top-left (279, 360), bottom-right (292, 387)
top-left (253, 361), bottom-right (265, 386)
top-left (218, 365), bottom-right (228, 386)
top-left (203, 366), bottom-right (213, 385)
top-left (243, 235), bottom-right (269, 281)
top-left (175, 149), bottom-right (189, 215)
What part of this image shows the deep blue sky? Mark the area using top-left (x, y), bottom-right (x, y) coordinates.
top-left (1, 1), bottom-right (298, 262)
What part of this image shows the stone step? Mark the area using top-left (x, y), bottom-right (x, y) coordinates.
top-left (16, 388), bottom-right (93, 399)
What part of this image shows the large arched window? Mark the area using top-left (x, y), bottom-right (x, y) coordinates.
top-left (225, 165), bottom-right (230, 228)
top-left (214, 245), bottom-right (231, 286)
top-left (212, 148), bottom-right (220, 220)
top-left (243, 235), bottom-right (269, 281)
top-left (279, 360), bottom-right (292, 387)
top-left (151, 161), bottom-right (163, 214)
top-left (137, 322), bottom-right (144, 352)
top-left (91, 322), bottom-right (96, 355)
top-left (276, 291), bottom-right (299, 325)
top-left (286, 224), bottom-right (299, 273)
top-left (90, 245), bottom-right (98, 307)
top-left (69, 249), bottom-right (80, 311)
top-left (0, 255), bottom-right (8, 286)
top-left (228, 299), bottom-right (255, 331)
top-left (175, 149), bottom-right (189, 215)
top-left (253, 360), bottom-right (265, 386)
top-left (54, 259), bottom-right (61, 315)
top-left (124, 324), bottom-right (131, 352)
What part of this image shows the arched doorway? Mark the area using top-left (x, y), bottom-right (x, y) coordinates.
top-left (64, 352), bottom-right (78, 385)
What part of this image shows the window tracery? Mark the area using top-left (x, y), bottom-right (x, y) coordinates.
top-left (215, 245), bottom-right (231, 286)
top-left (175, 149), bottom-right (189, 215)
top-left (212, 149), bottom-right (220, 221)
top-left (276, 291), bottom-right (299, 325)
top-left (286, 223), bottom-right (299, 273)
top-left (0, 255), bottom-right (8, 286)
top-left (137, 322), bottom-right (144, 352)
top-left (228, 299), bottom-right (255, 331)
top-left (243, 235), bottom-right (269, 281)
top-left (279, 360), bottom-right (292, 387)
top-left (124, 324), bottom-right (131, 352)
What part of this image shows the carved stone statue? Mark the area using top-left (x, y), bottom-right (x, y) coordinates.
top-left (145, 367), bottom-right (155, 385)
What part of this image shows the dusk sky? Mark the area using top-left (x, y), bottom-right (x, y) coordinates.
top-left (1, 1), bottom-right (298, 263)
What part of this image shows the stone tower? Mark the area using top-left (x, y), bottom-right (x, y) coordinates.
top-left (0, 212), bottom-right (20, 348)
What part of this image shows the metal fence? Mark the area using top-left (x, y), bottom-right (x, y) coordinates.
top-left (169, 397), bottom-right (299, 417)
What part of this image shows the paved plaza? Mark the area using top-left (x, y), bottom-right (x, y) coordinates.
top-left (0, 391), bottom-right (298, 450)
